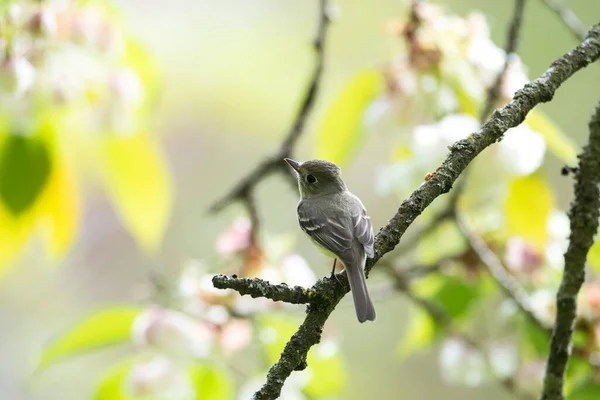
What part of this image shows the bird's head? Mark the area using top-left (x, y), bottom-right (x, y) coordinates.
top-left (284, 158), bottom-right (346, 199)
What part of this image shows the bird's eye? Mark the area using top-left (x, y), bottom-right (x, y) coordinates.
top-left (306, 174), bottom-right (317, 183)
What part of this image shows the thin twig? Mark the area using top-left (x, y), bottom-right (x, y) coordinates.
top-left (451, 0), bottom-right (528, 203)
top-left (541, 0), bottom-right (588, 42)
top-left (456, 212), bottom-right (553, 331)
top-left (480, 0), bottom-right (527, 120)
top-left (388, 267), bottom-right (535, 400)
top-left (209, 0), bottom-right (330, 215)
top-left (211, 24), bottom-right (600, 400)
top-left (539, 101), bottom-right (600, 400)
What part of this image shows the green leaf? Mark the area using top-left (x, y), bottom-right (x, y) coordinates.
top-left (315, 69), bottom-right (383, 166)
top-left (258, 314), bottom-right (299, 364)
top-left (39, 306), bottom-right (143, 369)
top-left (565, 357), bottom-right (594, 395)
top-left (190, 364), bottom-right (234, 400)
top-left (304, 343), bottom-right (346, 397)
top-left (518, 315), bottom-right (549, 358)
top-left (416, 274), bottom-right (478, 319)
top-left (0, 134), bottom-right (51, 215)
top-left (588, 240), bottom-right (600, 271)
top-left (415, 219), bottom-right (468, 265)
top-left (94, 359), bottom-right (134, 400)
top-left (526, 110), bottom-right (578, 165)
top-left (504, 174), bottom-right (554, 249)
top-left (396, 308), bottom-right (440, 359)
top-left (567, 380), bottom-right (600, 400)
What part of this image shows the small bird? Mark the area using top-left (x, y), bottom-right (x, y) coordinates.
top-left (284, 158), bottom-right (376, 323)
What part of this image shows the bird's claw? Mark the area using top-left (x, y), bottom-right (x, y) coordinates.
top-left (329, 271), bottom-right (342, 285)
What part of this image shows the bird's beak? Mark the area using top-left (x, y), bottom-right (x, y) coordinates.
top-left (284, 158), bottom-right (301, 173)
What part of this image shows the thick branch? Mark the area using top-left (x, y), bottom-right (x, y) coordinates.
top-left (539, 102), bottom-right (600, 400)
top-left (209, 0), bottom-right (330, 214)
top-left (367, 22), bottom-right (600, 275)
top-left (214, 22), bottom-right (600, 400)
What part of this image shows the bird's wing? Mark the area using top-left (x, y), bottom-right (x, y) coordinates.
top-left (297, 203), bottom-right (353, 257)
top-left (353, 207), bottom-right (374, 258)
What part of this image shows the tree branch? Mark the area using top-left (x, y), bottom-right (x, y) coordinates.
top-left (541, 0), bottom-right (588, 42)
top-left (456, 212), bottom-right (553, 331)
top-left (388, 267), bottom-right (535, 400)
top-left (480, 0), bottom-right (527, 120)
top-left (367, 22), bottom-right (600, 276)
top-left (539, 101), bottom-right (600, 400)
top-left (212, 274), bottom-right (316, 304)
top-left (208, 0), bottom-right (330, 215)
top-left (209, 23), bottom-right (600, 400)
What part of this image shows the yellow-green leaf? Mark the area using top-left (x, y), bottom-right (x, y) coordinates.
top-left (98, 134), bottom-right (173, 252)
top-left (526, 110), bottom-right (578, 165)
top-left (304, 343), bottom-right (346, 397)
top-left (396, 308), bottom-right (438, 359)
top-left (39, 155), bottom-right (80, 260)
top-left (258, 314), bottom-right (299, 365)
top-left (315, 69), bottom-right (383, 166)
top-left (0, 202), bottom-right (35, 276)
top-left (567, 381), bottom-right (600, 400)
top-left (94, 359), bottom-right (134, 400)
top-left (38, 306), bottom-right (143, 369)
top-left (190, 364), bottom-right (234, 400)
top-left (588, 241), bottom-right (600, 271)
top-left (504, 174), bottom-right (554, 249)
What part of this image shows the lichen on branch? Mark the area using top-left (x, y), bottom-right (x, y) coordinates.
top-left (211, 22), bottom-right (600, 400)
top-left (539, 101), bottom-right (600, 400)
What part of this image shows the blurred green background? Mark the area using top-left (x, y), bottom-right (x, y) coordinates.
top-left (1, 0), bottom-right (599, 399)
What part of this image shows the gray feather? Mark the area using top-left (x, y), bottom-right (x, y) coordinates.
top-left (297, 192), bottom-right (376, 323)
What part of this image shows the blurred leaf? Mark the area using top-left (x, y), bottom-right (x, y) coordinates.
top-left (454, 83), bottom-right (480, 117)
top-left (588, 240), bottom-right (600, 271)
top-left (396, 308), bottom-right (439, 359)
top-left (416, 273), bottom-right (479, 319)
top-left (390, 143), bottom-right (413, 162)
top-left (518, 315), bottom-right (549, 358)
top-left (504, 174), bottom-right (554, 249)
top-left (567, 380), bottom-right (600, 400)
top-left (565, 357), bottom-right (594, 395)
top-left (190, 364), bottom-right (234, 400)
top-left (415, 220), bottom-right (468, 265)
top-left (304, 343), bottom-right (346, 397)
top-left (258, 313), bottom-right (299, 364)
top-left (0, 201), bottom-right (36, 274)
top-left (39, 306), bottom-right (143, 369)
top-left (433, 276), bottom-right (478, 318)
top-left (94, 359), bottom-right (134, 400)
top-left (0, 135), bottom-right (51, 215)
top-left (98, 134), bottom-right (172, 252)
top-left (259, 314), bottom-right (344, 397)
top-left (315, 69), bottom-right (383, 166)
top-left (123, 38), bottom-right (161, 110)
top-left (39, 154), bottom-right (80, 260)
top-left (526, 110), bottom-right (578, 165)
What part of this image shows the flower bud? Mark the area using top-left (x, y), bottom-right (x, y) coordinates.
top-left (132, 307), bottom-right (215, 361)
top-left (0, 56), bottom-right (36, 96)
top-left (125, 357), bottom-right (195, 400)
top-left (28, 8), bottom-right (58, 39)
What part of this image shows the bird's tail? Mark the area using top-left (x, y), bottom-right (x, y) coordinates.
top-left (345, 255), bottom-right (376, 323)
